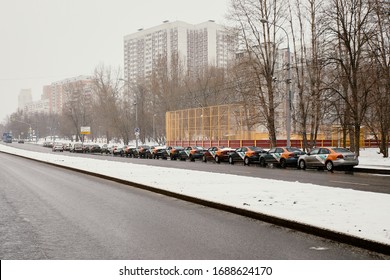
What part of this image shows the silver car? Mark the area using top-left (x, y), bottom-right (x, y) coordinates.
top-left (297, 147), bottom-right (359, 171)
top-left (52, 143), bottom-right (64, 152)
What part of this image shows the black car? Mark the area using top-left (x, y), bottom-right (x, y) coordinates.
top-left (88, 144), bottom-right (102, 153)
top-left (228, 146), bottom-right (267, 165)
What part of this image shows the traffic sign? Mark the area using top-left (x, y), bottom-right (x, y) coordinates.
top-left (134, 127), bottom-right (140, 133)
top-left (80, 126), bottom-right (91, 135)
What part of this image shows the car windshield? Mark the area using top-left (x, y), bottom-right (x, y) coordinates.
top-left (333, 148), bottom-right (352, 153)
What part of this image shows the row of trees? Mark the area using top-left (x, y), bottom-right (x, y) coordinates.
top-left (228, 0), bottom-right (389, 156)
top-left (2, 0), bottom-right (389, 156)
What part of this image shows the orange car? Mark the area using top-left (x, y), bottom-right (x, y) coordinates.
top-left (202, 146), bottom-right (235, 164)
top-left (259, 147), bottom-right (305, 168)
top-left (167, 146), bottom-right (184, 160)
top-left (178, 146), bottom-right (207, 161)
top-left (297, 147), bottom-right (359, 171)
top-left (138, 145), bottom-right (153, 159)
top-left (228, 146), bottom-right (267, 165)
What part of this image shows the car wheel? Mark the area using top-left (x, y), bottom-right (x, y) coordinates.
top-left (280, 158), bottom-right (287, 168)
top-left (244, 157), bottom-right (250, 166)
top-left (325, 160), bottom-right (334, 172)
top-left (215, 156), bottom-right (220, 164)
top-left (259, 157), bottom-right (266, 167)
top-left (228, 156), bottom-right (234, 165)
top-left (189, 155), bottom-right (195, 162)
top-left (299, 160), bottom-right (306, 170)
top-left (202, 155), bottom-right (207, 162)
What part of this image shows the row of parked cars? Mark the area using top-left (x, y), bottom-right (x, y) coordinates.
top-left (44, 141), bottom-right (359, 172)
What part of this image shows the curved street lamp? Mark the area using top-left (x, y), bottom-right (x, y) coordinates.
top-left (261, 18), bottom-right (292, 147)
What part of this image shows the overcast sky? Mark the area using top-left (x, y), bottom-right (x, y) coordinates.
top-left (0, 0), bottom-right (229, 122)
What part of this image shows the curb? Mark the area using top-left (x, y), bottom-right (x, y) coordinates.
top-left (354, 167), bottom-right (390, 175)
top-left (2, 150), bottom-right (390, 256)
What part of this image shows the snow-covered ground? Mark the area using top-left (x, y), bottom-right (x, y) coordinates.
top-left (358, 148), bottom-right (390, 170)
top-left (1, 144), bottom-right (389, 246)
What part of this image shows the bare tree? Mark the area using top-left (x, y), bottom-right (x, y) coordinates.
top-left (324, 0), bottom-right (376, 155)
top-left (227, 0), bottom-right (287, 146)
top-left (92, 64), bottom-right (123, 143)
top-left (364, 0), bottom-right (390, 157)
top-left (62, 80), bottom-right (93, 142)
top-left (287, 0), bottom-right (328, 151)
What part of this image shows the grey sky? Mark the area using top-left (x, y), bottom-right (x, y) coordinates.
top-left (0, 0), bottom-right (229, 122)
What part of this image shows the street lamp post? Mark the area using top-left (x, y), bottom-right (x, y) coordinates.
top-left (261, 18), bottom-right (292, 147)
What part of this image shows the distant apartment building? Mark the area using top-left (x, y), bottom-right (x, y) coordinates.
top-left (24, 99), bottom-right (50, 115)
top-left (46, 75), bottom-right (93, 115)
top-left (123, 20), bottom-right (236, 86)
top-left (18, 89), bottom-right (33, 110)
top-left (19, 88), bottom-right (50, 115)
top-left (20, 76), bottom-right (93, 116)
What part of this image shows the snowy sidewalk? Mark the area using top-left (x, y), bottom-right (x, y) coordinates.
top-left (1, 144), bottom-right (390, 252)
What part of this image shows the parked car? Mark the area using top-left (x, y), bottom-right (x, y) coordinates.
top-left (100, 144), bottom-right (110, 154)
top-left (52, 142), bottom-right (64, 152)
top-left (82, 143), bottom-right (92, 153)
top-left (138, 145), bottom-right (153, 159)
top-left (167, 146), bottom-right (184, 160)
top-left (259, 147), bottom-right (305, 168)
top-left (63, 143), bottom-right (71, 151)
top-left (202, 146), bottom-right (235, 163)
top-left (297, 147), bottom-right (359, 171)
top-left (178, 146), bottom-right (206, 161)
top-left (228, 146), bottom-right (267, 165)
top-left (152, 146), bottom-right (169, 159)
top-left (17, 139), bottom-right (25, 144)
top-left (70, 143), bottom-right (84, 153)
top-left (107, 144), bottom-right (118, 155)
top-left (88, 144), bottom-right (102, 153)
top-left (112, 145), bottom-right (124, 156)
top-left (121, 146), bottom-right (139, 158)
top-left (43, 141), bottom-right (54, 148)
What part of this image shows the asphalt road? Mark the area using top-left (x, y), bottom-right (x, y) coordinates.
top-left (1, 152), bottom-right (389, 259)
top-left (9, 143), bottom-right (390, 194)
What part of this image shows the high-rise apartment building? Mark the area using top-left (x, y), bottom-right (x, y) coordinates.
top-left (47, 75), bottom-right (93, 115)
top-left (123, 20), bottom-right (235, 85)
top-left (18, 89), bottom-right (33, 110)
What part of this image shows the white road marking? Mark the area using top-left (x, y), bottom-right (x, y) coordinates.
top-left (309, 247), bottom-right (329, 251)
